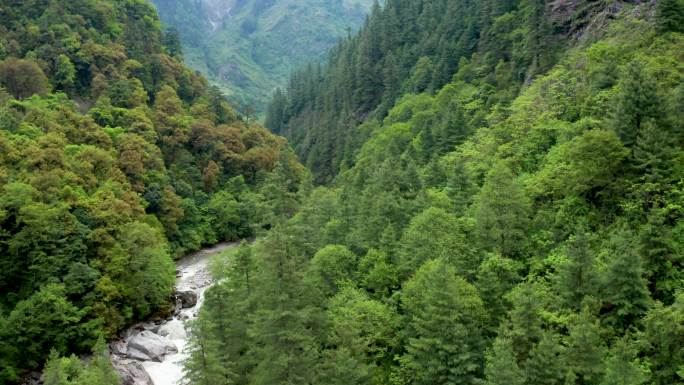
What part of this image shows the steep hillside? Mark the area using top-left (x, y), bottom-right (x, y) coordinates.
top-left (152, 0), bottom-right (376, 113)
top-left (0, 0), bottom-right (302, 382)
top-left (266, 0), bottom-right (646, 182)
top-left (191, 0), bottom-right (684, 384)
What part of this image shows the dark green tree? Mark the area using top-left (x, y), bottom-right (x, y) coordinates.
top-left (400, 259), bottom-right (487, 385)
top-left (483, 337), bottom-right (525, 385)
top-left (556, 231), bottom-right (599, 311)
top-left (600, 229), bottom-right (651, 329)
top-left (564, 308), bottom-right (606, 385)
top-left (613, 61), bottom-right (661, 148)
top-left (656, 0), bottom-right (684, 33)
top-left (525, 332), bottom-right (566, 385)
top-left (473, 162), bottom-right (531, 257)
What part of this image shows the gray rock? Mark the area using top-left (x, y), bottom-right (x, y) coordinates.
top-left (176, 290), bottom-right (198, 308)
top-left (113, 359), bottom-right (153, 385)
top-left (126, 331), bottom-right (177, 362)
top-left (126, 347), bottom-right (152, 361)
top-left (110, 340), bottom-right (127, 356)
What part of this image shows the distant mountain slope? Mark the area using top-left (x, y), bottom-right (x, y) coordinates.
top-left (152, 0), bottom-right (376, 112)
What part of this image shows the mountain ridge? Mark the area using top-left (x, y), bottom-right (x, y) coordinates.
top-left (152, 0), bottom-right (377, 113)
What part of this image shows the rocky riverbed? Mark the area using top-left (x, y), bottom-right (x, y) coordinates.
top-left (111, 242), bottom-right (237, 385)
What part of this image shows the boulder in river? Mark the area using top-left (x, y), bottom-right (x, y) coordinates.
top-left (112, 358), bottom-right (154, 385)
top-left (126, 331), bottom-right (178, 362)
top-left (176, 290), bottom-right (198, 308)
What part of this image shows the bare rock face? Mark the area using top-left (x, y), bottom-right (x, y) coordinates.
top-left (126, 331), bottom-right (178, 362)
top-left (176, 290), bottom-right (198, 308)
top-left (112, 358), bottom-right (154, 385)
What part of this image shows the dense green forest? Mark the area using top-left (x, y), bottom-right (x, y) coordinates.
top-left (151, 0), bottom-right (376, 114)
top-left (0, 0), bottom-right (302, 382)
top-left (0, 0), bottom-right (682, 384)
top-left (188, 0), bottom-right (684, 384)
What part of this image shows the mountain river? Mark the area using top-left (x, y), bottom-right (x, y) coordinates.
top-left (111, 242), bottom-right (237, 385)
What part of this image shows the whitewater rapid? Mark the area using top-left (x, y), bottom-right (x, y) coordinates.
top-left (113, 242), bottom-right (236, 385)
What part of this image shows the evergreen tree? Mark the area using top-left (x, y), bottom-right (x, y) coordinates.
top-left (162, 27), bottom-right (183, 57)
top-left (248, 230), bottom-right (321, 385)
top-left (656, 0), bottom-right (684, 33)
top-left (476, 254), bottom-right (523, 333)
top-left (556, 231), bottom-right (599, 311)
top-left (639, 294), bottom-right (684, 385)
top-left (473, 162), bottom-right (531, 257)
top-left (600, 338), bottom-right (649, 385)
top-left (613, 61), bottom-right (661, 148)
top-left (600, 229), bottom-right (651, 329)
top-left (525, 332), bottom-right (566, 385)
top-left (483, 337), bottom-right (525, 385)
top-left (400, 259), bottom-right (487, 385)
top-left (505, 281), bottom-right (546, 362)
top-left (564, 308), bottom-right (606, 385)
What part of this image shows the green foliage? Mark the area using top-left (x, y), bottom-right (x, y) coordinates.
top-left (192, 8), bottom-right (683, 384)
top-left (0, 58), bottom-right (49, 99)
top-left (564, 308), bottom-right (606, 384)
top-left (599, 338), bottom-right (649, 385)
top-left (524, 332), bottom-right (566, 385)
top-left (473, 162), bottom-right (531, 257)
top-left (307, 245), bottom-right (358, 297)
top-left (0, 0), bottom-right (298, 381)
top-left (482, 338), bottom-right (525, 385)
top-left (400, 259), bottom-right (487, 385)
top-left (43, 340), bottom-right (119, 385)
top-left (656, 0), bottom-right (684, 33)
top-left (638, 294), bottom-right (684, 385)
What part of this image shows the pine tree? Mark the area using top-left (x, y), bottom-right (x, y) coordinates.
top-left (248, 229), bottom-right (321, 385)
top-left (600, 229), bottom-right (651, 329)
top-left (473, 162), bottom-right (531, 257)
top-left (476, 254), bottom-right (523, 333)
top-left (632, 119), bottom-right (678, 189)
top-left (639, 294), bottom-right (684, 385)
top-left (600, 338), bottom-right (649, 385)
top-left (556, 231), bottom-right (599, 310)
top-left (483, 337), bottom-right (525, 385)
top-left (525, 332), bottom-right (566, 385)
top-left (613, 60), bottom-right (661, 148)
top-left (439, 100), bottom-right (468, 154)
top-left (564, 308), bottom-right (606, 385)
top-left (656, 0), bottom-right (684, 33)
top-left (400, 259), bottom-right (487, 385)
top-left (506, 281), bottom-right (546, 362)
top-left (183, 316), bottom-right (232, 385)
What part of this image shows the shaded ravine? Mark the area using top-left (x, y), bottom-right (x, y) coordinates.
top-left (111, 242), bottom-right (237, 385)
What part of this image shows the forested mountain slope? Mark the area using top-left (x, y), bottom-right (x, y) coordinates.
top-left (151, 0), bottom-right (376, 113)
top-left (190, 0), bottom-right (684, 384)
top-left (266, 0), bottom-right (658, 182)
top-left (0, 1), bottom-right (302, 383)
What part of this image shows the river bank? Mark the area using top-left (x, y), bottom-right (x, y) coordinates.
top-left (111, 242), bottom-right (237, 385)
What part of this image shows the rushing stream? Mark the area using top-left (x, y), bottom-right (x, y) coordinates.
top-left (111, 242), bottom-right (237, 385)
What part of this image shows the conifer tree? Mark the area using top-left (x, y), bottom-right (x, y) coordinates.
top-left (556, 231), bottom-right (599, 310)
top-left (564, 308), bottom-right (606, 385)
top-left (656, 0), bottom-right (684, 33)
top-left (600, 229), bottom-right (651, 329)
top-left (476, 254), bottom-right (522, 333)
top-left (400, 259), bottom-right (487, 385)
top-left (639, 294), bottom-right (684, 385)
top-left (248, 230), bottom-right (321, 385)
top-left (483, 337), bottom-right (525, 385)
top-left (473, 162), bottom-right (531, 257)
top-left (613, 61), bottom-right (661, 148)
top-left (525, 332), bottom-right (566, 385)
top-left (506, 281), bottom-right (546, 361)
top-left (600, 338), bottom-right (649, 385)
